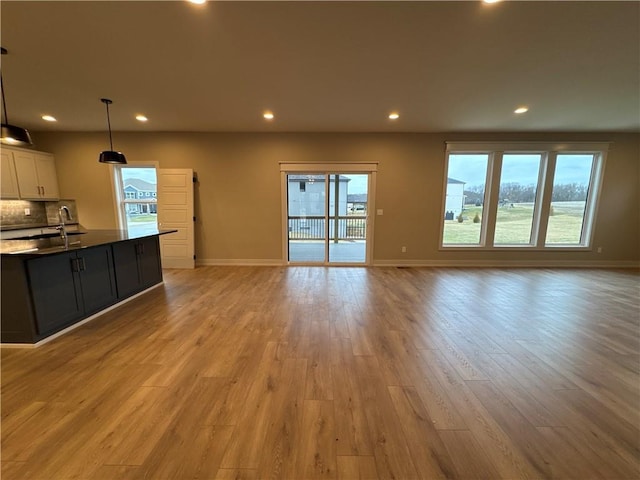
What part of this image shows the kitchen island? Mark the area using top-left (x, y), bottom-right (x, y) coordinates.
top-left (1, 229), bottom-right (176, 345)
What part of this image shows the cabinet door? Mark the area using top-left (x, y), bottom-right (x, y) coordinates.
top-left (139, 237), bottom-right (162, 287)
top-left (13, 151), bottom-right (41, 199)
top-left (35, 153), bottom-right (60, 200)
top-left (0, 151), bottom-right (20, 199)
top-left (78, 246), bottom-right (118, 315)
top-left (112, 241), bottom-right (142, 299)
top-left (27, 253), bottom-right (83, 335)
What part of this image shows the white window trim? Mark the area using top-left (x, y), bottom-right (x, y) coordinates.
top-left (445, 141), bottom-right (610, 153)
top-left (439, 143), bottom-right (608, 251)
top-left (111, 162), bottom-right (159, 231)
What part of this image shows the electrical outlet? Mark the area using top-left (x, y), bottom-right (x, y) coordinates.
top-left (401, 246), bottom-right (407, 253)
top-left (597, 246), bottom-right (602, 253)
top-left (377, 209), bottom-right (384, 216)
top-left (24, 208), bottom-right (30, 216)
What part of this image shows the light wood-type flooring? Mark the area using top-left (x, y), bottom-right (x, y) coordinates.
top-left (2, 266), bottom-right (639, 479)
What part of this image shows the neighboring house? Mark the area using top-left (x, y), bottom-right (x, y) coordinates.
top-left (124, 178), bottom-right (157, 214)
top-left (445, 177), bottom-right (465, 219)
top-left (287, 175), bottom-right (350, 216)
top-left (347, 193), bottom-right (368, 212)
top-left (287, 175), bottom-right (351, 238)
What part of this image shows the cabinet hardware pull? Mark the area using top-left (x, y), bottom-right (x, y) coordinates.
top-left (80, 258), bottom-right (86, 271)
top-left (70, 258), bottom-right (79, 272)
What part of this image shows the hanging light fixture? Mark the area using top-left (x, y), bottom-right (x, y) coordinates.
top-left (1, 47), bottom-right (33, 147)
top-left (98, 98), bottom-right (127, 164)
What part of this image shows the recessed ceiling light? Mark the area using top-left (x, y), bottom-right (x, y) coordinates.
top-left (514, 106), bottom-right (529, 114)
top-left (188, 0), bottom-right (206, 4)
top-left (263, 111), bottom-right (274, 120)
top-left (41, 115), bottom-right (57, 122)
top-left (388, 112), bottom-right (400, 120)
top-left (136, 115), bottom-right (148, 122)
top-left (483, 0), bottom-right (501, 4)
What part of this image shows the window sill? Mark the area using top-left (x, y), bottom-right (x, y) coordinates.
top-left (439, 245), bottom-right (591, 252)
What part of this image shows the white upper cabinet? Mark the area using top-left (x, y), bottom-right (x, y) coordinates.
top-left (33, 153), bottom-right (59, 200)
top-left (3, 147), bottom-right (60, 200)
top-left (1, 150), bottom-right (20, 199)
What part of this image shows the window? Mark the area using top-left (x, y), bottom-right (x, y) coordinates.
top-left (494, 154), bottom-right (542, 245)
top-left (546, 154), bottom-right (595, 245)
top-left (442, 154), bottom-right (489, 245)
top-left (113, 165), bottom-right (158, 235)
top-left (441, 143), bottom-right (607, 250)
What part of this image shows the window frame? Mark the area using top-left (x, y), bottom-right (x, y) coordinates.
top-left (439, 142), bottom-right (608, 251)
top-left (491, 151), bottom-right (547, 247)
top-left (111, 162), bottom-right (159, 232)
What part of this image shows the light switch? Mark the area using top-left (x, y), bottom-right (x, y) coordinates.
top-left (377, 209), bottom-right (383, 216)
top-left (24, 208), bottom-right (31, 216)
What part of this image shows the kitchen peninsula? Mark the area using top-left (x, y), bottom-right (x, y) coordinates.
top-left (1, 229), bottom-right (176, 345)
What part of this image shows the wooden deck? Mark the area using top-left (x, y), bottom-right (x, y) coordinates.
top-left (289, 240), bottom-right (366, 263)
top-left (2, 266), bottom-right (639, 479)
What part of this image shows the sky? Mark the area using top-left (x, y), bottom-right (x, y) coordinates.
top-left (121, 167), bottom-right (157, 184)
top-left (342, 174), bottom-right (368, 194)
top-left (448, 153), bottom-right (594, 187)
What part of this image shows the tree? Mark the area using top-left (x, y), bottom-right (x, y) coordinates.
top-left (552, 183), bottom-right (588, 202)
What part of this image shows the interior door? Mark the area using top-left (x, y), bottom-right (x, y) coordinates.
top-left (157, 168), bottom-right (195, 269)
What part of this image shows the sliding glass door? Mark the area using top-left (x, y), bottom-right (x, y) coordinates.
top-left (287, 174), bottom-right (327, 262)
top-left (286, 172), bottom-right (370, 264)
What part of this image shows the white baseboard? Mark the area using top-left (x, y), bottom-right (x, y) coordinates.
top-left (373, 259), bottom-right (640, 268)
top-left (196, 258), bottom-right (638, 268)
top-left (1, 283), bottom-right (164, 349)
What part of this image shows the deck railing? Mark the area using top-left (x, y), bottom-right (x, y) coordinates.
top-left (288, 216), bottom-right (367, 240)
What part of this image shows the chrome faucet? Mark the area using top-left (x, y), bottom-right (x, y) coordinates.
top-left (57, 205), bottom-right (72, 242)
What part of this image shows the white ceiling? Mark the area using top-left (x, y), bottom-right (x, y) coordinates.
top-left (1, 1), bottom-right (638, 133)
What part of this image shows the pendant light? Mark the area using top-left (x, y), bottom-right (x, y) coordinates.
top-left (98, 98), bottom-right (127, 164)
top-left (0, 47), bottom-right (33, 147)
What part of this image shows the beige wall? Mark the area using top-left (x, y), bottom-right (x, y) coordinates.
top-left (33, 131), bottom-right (639, 265)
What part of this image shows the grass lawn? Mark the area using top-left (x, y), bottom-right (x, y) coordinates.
top-left (443, 202), bottom-right (586, 245)
top-left (128, 214), bottom-right (158, 223)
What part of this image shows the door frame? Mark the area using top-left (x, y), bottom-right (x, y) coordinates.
top-left (280, 162), bottom-right (378, 266)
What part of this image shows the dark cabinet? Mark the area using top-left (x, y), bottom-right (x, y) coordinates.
top-left (27, 245), bottom-right (117, 336)
top-left (1, 234), bottom-right (165, 344)
top-left (112, 236), bottom-right (162, 299)
top-left (76, 246), bottom-right (119, 315)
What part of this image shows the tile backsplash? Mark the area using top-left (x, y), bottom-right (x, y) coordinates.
top-left (1, 199), bottom-right (78, 230)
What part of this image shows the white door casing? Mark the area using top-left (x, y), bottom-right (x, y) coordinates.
top-left (158, 168), bottom-right (195, 269)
